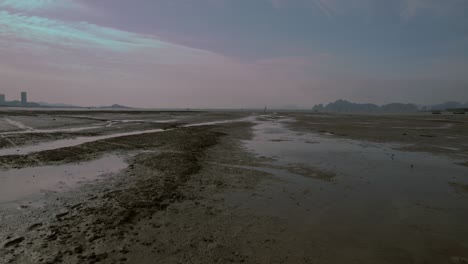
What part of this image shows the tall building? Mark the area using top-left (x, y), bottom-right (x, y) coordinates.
top-left (21, 92), bottom-right (27, 105)
top-left (0, 94), bottom-right (5, 105)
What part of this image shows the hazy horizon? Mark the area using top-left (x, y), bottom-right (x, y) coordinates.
top-left (1, 0), bottom-right (467, 108)
top-left (2, 96), bottom-right (468, 111)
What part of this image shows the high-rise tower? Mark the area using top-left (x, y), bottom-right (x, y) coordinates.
top-left (21, 92), bottom-right (27, 105)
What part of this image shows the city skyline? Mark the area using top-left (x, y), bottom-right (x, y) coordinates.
top-left (0, 91), bottom-right (27, 103)
top-left (0, 0), bottom-right (467, 108)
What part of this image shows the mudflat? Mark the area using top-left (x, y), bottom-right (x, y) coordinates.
top-left (1, 110), bottom-right (468, 264)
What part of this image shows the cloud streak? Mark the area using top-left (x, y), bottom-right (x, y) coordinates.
top-left (400, 0), bottom-right (467, 19)
top-left (267, 0), bottom-right (338, 17)
top-left (0, 11), bottom-right (168, 52)
top-left (0, 7), bottom-right (221, 69)
top-left (267, 0), bottom-right (467, 19)
top-left (0, 0), bottom-right (466, 107)
top-left (0, 0), bottom-right (79, 11)
top-left (0, 0), bottom-right (300, 107)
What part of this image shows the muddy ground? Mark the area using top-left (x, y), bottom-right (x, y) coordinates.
top-left (0, 110), bottom-right (245, 150)
top-left (288, 113), bottom-right (468, 160)
top-left (0, 120), bottom-right (286, 264)
top-left (1, 110), bottom-right (468, 264)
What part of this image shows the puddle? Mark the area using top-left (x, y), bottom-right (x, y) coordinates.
top-left (226, 115), bottom-right (468, 259)
top-left (105, 119), bottom-right (179, 128)
top-left (430, 145), bottom-right (461, 151)
top-left (106, 121), bottom-right (117, 127)
top-left (0, 155), bottom-right (127, 206)
top-left (152, 119), bottom-right (179, 123)
top-left (111, 119), bottom-right (178, 123)
top-left (182, 116), bottom-right (255, 127)
top-left (0, 124), bottom-right (104, 135)
top-left (391, 123), bottom-right (454, 129)
top-left (0, 128), bottom-right (166, 156)
top-left (244, 117), bottom-right (468, 181)
top-left (0, 117), bottom-right (179, 135)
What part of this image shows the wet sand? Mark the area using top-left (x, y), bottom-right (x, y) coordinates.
top-left (1, 110), bottom-right (468, 264)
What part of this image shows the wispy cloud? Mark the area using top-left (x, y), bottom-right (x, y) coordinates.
top-left (0, 0), bottom-right (286, 108)
top-left (0, 11), bottom-right (165, 52)
top-left (268, 0), bottom-right (283, 9)
top-left (0, 8), bottom-right (221, 67)
top-left (0, 0), bottom-right (80, 11)
top-left (267, 0), bottom-right (338, 17)
top-left (0, 0), bottom-right (248, 100)
top-left (267, 0), bottom-right (466, 19)
top-left (400, 0), bottom-right (467, 19)
top-left (311, 0), bottom-right (337, 17)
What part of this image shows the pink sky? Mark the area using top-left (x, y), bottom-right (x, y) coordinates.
top-left (0, 0), bottom-right (467, 108)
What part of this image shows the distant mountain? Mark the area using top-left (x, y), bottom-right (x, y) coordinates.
top-left (312, 100), bottom-right (468, 113)
top-left (97, 104), bottom-right (132, 109)
top-left (1, 100), bottom-right (133, 109)
top-left (313, 99), bottom-right (380, 113)
top-left (36, 102), bottom-right (81, 108)
top-left (313, 100), bottom-right (419, 113)
top-left (425, 101), bottom-right (468, 111)
top-left (0, 100), bottom-right (41, 107)
top-left (380, 103), bottom-right (419, 113)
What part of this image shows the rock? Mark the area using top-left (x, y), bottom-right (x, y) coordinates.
top-left (451, 256), bottom-right (468, 264)
top-left (87, 234), bottom-right (102, 242)
top-left (55, 212), bottom-right (69, 219)
top-left (420, 134), bottom-right (436, 138)
top-left (4, 237), bottom-right (25, 248)
top-left (96, 252), bottom-right (109, 261)
top-left (27, 222), bottom-right (43, 231)
top-left (73, 245), bottom-right (84, 254)
top-left (70, 203), bottom-right (82, 209)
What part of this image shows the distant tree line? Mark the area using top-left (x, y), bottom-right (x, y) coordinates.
top-left (312, 100), bottom-right (468, 113)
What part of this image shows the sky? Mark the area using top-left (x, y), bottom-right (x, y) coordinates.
top-left (0, 0), bottom-right (467, 108)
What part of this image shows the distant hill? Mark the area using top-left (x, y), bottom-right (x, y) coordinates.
top-left (0, 100), bottom-right (41, 107)
top-left (312, 100), bottom-right (468, 113)
top-left (36, 102), bottom-right (81, 108)
top-left (0, 100), bottom-right (132, 109)
top-left (38, 102), bottom-right (132, 109)
top-left (423, 101), bottom-right (468, 111)
top-left (312, 100), bottom-right (419, 113)
top-left (95, 104), bottom-right (132, 109)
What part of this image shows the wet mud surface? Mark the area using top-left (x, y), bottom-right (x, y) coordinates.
top-left (1, 110), bottom-right (468, 264)
top-left (288, 113), bottom-right (468, 157)
top-left (0, 123), bottom-right (231, 263)
top-left (226, 114), bottom-right (468, 263)
top-left (0, 110), bottom-right (246, 152)
top-left (0, 155), bottom-right (128, 205)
